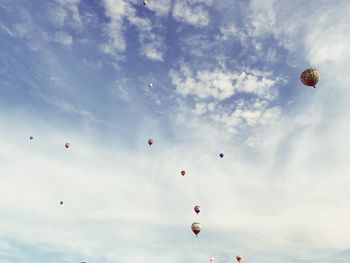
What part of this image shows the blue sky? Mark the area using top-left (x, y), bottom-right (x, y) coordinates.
top-left (1, 0), bottom-right (350, 262)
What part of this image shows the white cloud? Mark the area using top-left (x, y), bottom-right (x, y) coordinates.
top-left (172, 0), bottom-right (211, 27)
top-left (49, 0), bottom-right (82, 28)
top-left (170, 63), bottom-right (281, 101)
top-left (146, 0), bottom-right (172, 17)
top-left (54, 31), bottom-right (73, 45)
top-left (101, 0), bottom-right (165, 61)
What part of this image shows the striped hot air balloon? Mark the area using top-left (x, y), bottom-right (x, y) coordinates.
top-left (191, 222), bottom-right (201, 237)
top-left (300, 68), bottom-right (320, 88)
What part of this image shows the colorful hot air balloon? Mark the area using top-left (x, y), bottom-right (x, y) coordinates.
top-left (65, 143), bottom-right (70, 149)
top-left (191, 222), bottom-right (201, 237)
top-left (300, 68), bottom-right (320, 88)
top-left (181, 170), bottom-right (186, 176)
top-left (210, 257), bottom-right (215, 263)
top-left (60, 201), bottom-right (63, 205)
top-left (219, 153), bottom-right (224, 158)
top-left (29, 136), bottom-right (33, 140)
top-left (194, 205), bottom-right (200, 214)
top-left (148, 139), bottom-right (153, 146)
top-left (236, 255), bottom-right (242, 262)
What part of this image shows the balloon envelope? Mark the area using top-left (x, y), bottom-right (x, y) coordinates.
top-left (29, 136), bottom-right (33, 140)
top-left (194, 205), bottom-right (200, 214)
top-left (181, 170), bottom-right (186, 176)
top-left (65, 143), bottom-right (70, 148)
top-left (300, 68), bottom-right (320, 88)
top-left (219, 153), bottom-right (224, 158)
top-left (191, 222), bottom-right (201, 236)
top-left (236, 255), bottom-right (242, 262)
top-left (148, 139), bottom-right (153, 145)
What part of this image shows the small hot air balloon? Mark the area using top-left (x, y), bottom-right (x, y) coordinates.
top-left (143, 0), bottom-right (148, 6)
top-left (29, 136), bottom-right (33, 140)
top-left (300, 68), bottom-right (320, 88)
top-left (148, 139), bottom-right (153, 146)
top-left (191, 222), bottom-right (201, 237)
top-left (219, 153), bottom-right (224, 158)
top-left (60, 201), bottom-right (63, 205)
top-left (210, 257), bottom-right (215, 263)
top-left (148, 82), bottom-right (153, 88)
top-left (65, 143), bottom-right (70, 149)
top-left (236, 255), bottom-right (242, 263)
top-left (194, 205), bottom-right (200, 214)
top-left (181, 170), bottom-right (186, 176)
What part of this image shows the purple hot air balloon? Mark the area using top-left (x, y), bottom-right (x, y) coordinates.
top-left (148, 138), bottom-right (153, 146)
top-left (194, 205), bottom-right (200, 214)
top-left (219, 153), bottom-right (224, 158)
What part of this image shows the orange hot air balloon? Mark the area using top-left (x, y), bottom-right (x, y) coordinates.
top-left (236, 255), bottom-right (242, 262)
top-left (300, 68), bottom-right (320, 88)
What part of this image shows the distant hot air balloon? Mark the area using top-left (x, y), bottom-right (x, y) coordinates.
top-left (210, 257), bottom-right (215, 263)
top-left (191, 222), bottom-right (201, 237)
top-left (29, 136), bottom-right (33, 140)
top-left (300, 68), bottom-right (320, 88)
top-left (236, 255), bottom-right (242, 263)
top-left (65, 143), bottom-right (70, 149)
top-left (60, 201), bottom-right (63, 205)
top-left (219, 153), bottom-right (224, 158)
top-left (143, 0), bottom-right (148, 6)
top-left (194, 205), bottom-right (200, 214)
top-left (181, 170), bottom-right (186, 176)
top-left (148, 82), bottom-right (153, 88)
top-left (148, 139), bottom-right (153, 146)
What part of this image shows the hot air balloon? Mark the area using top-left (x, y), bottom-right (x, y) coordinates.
top-left (143, 0), bottom-right (148, 6)
top-left (236, 255), bottom-right (242, 262)
top-left (148, 82), bottom-right (153, 88)
top-left (65, 143), bottom-right (70, 149)
top-left (210, 257), bottom-right (215, 263)
top-left (300, 68), bottom-right (320, 88)
top-left (219, 153), bottom-right (224, 158)
top-left (191, 222), bottom-right (201, 237)
top-left (181, 170), bottom-right (186, 176)
top-left (194, 205), bottom-right (200, 214)
top-left (148, 139), bottom-right (153, 146)
top-left (60, 201), bottom-right (63, 205)
top-left (29, 136), bottom-right (33, 140)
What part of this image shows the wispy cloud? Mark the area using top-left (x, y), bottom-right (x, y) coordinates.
top-left (172, 0), bottom-right (211, 27)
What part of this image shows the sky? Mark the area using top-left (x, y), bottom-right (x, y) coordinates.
top-left (0, 0), bottom-right (350, 262)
